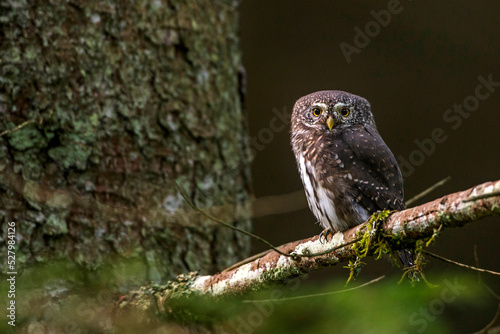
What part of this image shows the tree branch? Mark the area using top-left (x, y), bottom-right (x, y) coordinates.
top-left (422, 250), bottom-right (500, 277)
top-left (117, 179), bottom-right (500, 308)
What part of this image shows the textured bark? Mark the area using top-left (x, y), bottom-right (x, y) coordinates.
top-left (0, 0), bottom-right (251, 282)
top-left (116, 179), bottom-right (500, 307)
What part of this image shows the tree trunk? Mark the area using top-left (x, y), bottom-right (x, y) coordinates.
top-left (0, 0), bottom-right (251, 284)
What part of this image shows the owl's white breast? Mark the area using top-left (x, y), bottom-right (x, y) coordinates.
top-left (297, 154), bottom-right (348, 232)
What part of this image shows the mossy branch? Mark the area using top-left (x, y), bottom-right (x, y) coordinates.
top-left (117, 179), bottom-right (500, 311)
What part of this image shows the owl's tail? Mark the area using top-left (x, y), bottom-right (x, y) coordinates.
top-left (398, 249), bottom-right (414, 268)
top-left (398, 249), bottom-right (420, 284)
top-left (398, 249), bottom-right (420, 282)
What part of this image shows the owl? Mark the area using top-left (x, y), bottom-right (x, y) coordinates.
top-left (291, 90), bottom-right (413, 267)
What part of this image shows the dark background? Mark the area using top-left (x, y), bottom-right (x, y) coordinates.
top-left (239, 0), bottom-right (500, 297)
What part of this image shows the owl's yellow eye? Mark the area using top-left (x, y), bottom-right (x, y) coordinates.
top-left (340, 107), bottom-right (350, 117)
top-left (312, 107), bottom-right (321, 117)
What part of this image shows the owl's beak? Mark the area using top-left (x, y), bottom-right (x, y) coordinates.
top-left (326, 115), bottom-right (335, 130)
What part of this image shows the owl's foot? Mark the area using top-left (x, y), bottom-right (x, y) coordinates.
top-left (319, 228), bottom-right (334, 244)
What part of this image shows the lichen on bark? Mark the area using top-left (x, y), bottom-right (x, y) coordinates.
top-left (0, 0), bottom-right (251, 283)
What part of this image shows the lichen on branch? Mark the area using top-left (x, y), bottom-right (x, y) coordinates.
top-left (117, 179), bottom-right (500, 310)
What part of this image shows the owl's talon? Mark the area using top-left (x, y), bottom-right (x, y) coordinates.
top-left (319, 228), bottom-right (334, 244)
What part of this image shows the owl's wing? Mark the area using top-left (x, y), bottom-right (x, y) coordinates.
top-left (336, 125), bottom-right (406, 212)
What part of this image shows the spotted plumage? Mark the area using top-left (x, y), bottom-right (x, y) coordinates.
top-left (291, 90), bottom-right (413, 267)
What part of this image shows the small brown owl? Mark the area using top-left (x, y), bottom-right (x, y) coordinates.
top-left (291, 90), bottom-right (413, 267)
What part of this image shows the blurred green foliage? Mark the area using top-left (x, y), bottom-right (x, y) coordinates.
top-left (0, 258), bottom-right (496, 333)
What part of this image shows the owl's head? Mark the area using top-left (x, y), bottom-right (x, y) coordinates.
top-left (291, 90), bottom-right (376, 133)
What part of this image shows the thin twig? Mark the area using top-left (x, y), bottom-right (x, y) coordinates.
top-left (243, 275), bottom-right (385, 303)
top-left (406, 176), bottom-right (451, 206)
top-left (223, 236), bottom-right (362, 272)
top-left (0, 119), bottom-right (35, 137)
top-left (305, 237), bottom-right (362, 257)
top-left (251, 190), bottom-right (306, 218)
top-left (464, 191), bottom-right (500, 202)
top-left (174, 180), bottom-right (361, 259)
top-left (473, 303), bottom-right (500, 334)
top-left (474, 245), bottom-right (484, 285)
top-left (474, 245), bottom-right (500, 300)
top-left (173, 181), bottom-right (294, 258)
top-left (223, 248), bottom-right (274, 272)
top-left (423, 250), bottom-right (500, 277)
